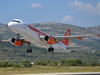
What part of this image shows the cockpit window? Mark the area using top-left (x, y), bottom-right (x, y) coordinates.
top-left (13, 20), bottom-right (20, 23)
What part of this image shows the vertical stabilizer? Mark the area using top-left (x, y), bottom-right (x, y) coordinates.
top-left (64, 29), bottom-right (71, 36)
top-left (61, 29), bottom-right (71, 46)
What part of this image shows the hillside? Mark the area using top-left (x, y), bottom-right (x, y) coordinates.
top-left (0, 22), bottom-right (100, 63)
top-left (1, 22), bottom-right (100, 49)
top-left (31, 22), bottom-right (100, 50)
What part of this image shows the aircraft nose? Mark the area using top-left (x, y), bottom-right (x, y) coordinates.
top-left (8, 22), bottom-right (13, 27)
top-left (8, 22), bottom-right (15, 29)
top-left (8, 22), bottom-right (19, 33)
top-left (8, 22), bottom-right (18, 32)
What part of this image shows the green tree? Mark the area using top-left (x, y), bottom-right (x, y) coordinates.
top-left (46, 60), bottom-right (59, 66)
top-left (0, 62), bottom-right (3, 67)
top-left (23, 61), bottom-right (32, 68)
top-left (70, 61), bottom-right (76, 66)
top-left (7, 63), bottom-right (14, 67)
top-left (75, 59), bottom-right (82, 66)
top-left (83, 63), bottom-right (89, 66)
top-left (47, 60), bottom-right (51, 65)
top-left (60, 58), bottom-right (66, 66)
top-left (3, 62), bottom-right (9, 67)
top-left (13, 64), bottom-right (20, 68)
top-left (34, 61), bottom-right (40, 65)
top-left (39, 60), bottom-right (46, 66)
top-left (68, 59), bottom-right (82, 66)
top-left (52, 60), bottom-right (59, 65)
top-left (34, 60), bottom-right (46, 66)
top-left (90, 62), bottom-right (98, 66)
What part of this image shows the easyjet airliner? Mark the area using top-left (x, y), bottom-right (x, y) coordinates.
top-left (1, 19), bottom-right (99, 53)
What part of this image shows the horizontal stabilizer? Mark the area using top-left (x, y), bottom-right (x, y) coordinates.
top-left (67, 46), bottom-right (84, 50)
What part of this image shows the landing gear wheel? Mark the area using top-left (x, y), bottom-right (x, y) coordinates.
top-left (51, 48), bottom-right (54, 52)
top-left (27, 49), bottom-right (30, 53)
top-left (48, 48), bottom-right (54, 52)
top-left (48, 48), bottom-right (51, 52)
top-left (27, 49), bottom-right (32, 53)
top-left (30, 49), bottom-right (32, 53)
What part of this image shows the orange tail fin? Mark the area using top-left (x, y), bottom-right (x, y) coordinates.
top-left (61, 29), bottom-right (71, 46)
top-left (64, 29), bottom-right (71, 36)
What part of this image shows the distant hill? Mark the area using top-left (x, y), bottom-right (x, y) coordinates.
top-left (0, 22), bottom-right (100, 49)
top-left (31, 22), bottom-right (100, 50)
top-left (0, 22), bottom-right (100, 63)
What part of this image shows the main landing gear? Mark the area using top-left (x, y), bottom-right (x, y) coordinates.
top-left (27, 42), bottom-right (32, 53)
top-left (48, 45), bottom-right (54, 52)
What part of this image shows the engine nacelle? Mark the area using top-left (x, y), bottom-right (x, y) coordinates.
top-left (11, 37), bottom-right (22, 46)
top-left (44, 35), bottom-right (55, 44)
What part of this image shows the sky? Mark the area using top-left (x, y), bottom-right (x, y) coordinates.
top-left (0, 0), bottom-right (100, 27)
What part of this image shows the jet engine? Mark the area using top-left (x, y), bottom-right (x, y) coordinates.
top-left (44, 35), bottom-right (55, 44)
top-left (11, 37), bottom-right (22, 46)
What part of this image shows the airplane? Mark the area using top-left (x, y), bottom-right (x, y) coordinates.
top-left (1, 19), bottom-right (99, 53)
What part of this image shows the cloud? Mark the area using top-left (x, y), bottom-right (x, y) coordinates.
top-left (69, 0), bottom-right (100, 15)
top-left (62, 15), bottom-right (74, 22)
top-left (31, 3), bottom-right (43, 8)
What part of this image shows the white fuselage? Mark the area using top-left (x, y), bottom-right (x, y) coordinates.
top-left (8, 20), bottom-right (70, 52)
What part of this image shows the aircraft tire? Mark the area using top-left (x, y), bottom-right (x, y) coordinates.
top-left (27, 49), bottom-right (32, 53)
top-left (30, 49), bottom-right (32, 53)
top-left (27, 49), bottom-right (30, 53)
top-left (48, 48), bottom-right (54, 52)
top-left (48, 48), bottom-right (51, 52)
top-left (52, 48), bottom-right (54, 52)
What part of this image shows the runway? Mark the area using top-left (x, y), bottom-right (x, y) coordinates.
top-left (15, 72), bottom-right (100, 75)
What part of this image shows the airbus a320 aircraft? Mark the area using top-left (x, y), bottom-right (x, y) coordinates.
top-left (1, 19), bottom-right (99, 53)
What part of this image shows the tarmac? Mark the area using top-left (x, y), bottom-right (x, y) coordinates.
top-left (14, 72), bottom-right (100, 75)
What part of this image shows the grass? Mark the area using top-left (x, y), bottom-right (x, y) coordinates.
top-left (0, 66), bottom-right (100, 75)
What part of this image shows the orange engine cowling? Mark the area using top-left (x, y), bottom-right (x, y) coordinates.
top-left (11, 37), bottom-right (22, 46)
top-left (44, 35), bottom-right (55, 44)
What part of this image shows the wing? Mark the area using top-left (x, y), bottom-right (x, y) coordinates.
top-left (1, 38), bottom-right (26, 43)
top-left (1, 39), bottom-right (10, 42)
top-left (52, 34), bottom-right (99, 42)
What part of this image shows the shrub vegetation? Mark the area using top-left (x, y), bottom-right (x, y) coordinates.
top-left (0, 59), bottom-right (100, 68)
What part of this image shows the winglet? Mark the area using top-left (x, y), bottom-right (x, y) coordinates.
top-left (77, 36), bottom-right (82, 41)
top-left (97, 34), bottom-right (99, 37)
